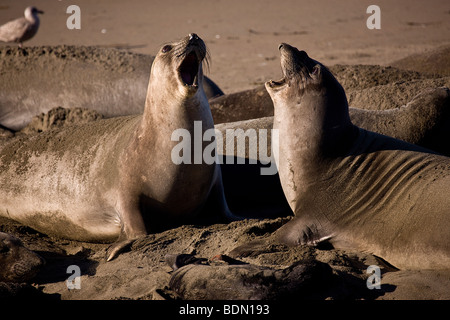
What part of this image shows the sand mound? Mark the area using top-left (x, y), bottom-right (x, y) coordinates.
top-left (390, 44), bottom-right (450, 77)
top-left (329, 64), bottom-right (450, 110)
top-left (20, 107), bottom-right (104, 134)
top-left (0, 45), bottom-right (150, 74)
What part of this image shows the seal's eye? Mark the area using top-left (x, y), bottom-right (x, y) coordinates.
top-left (162, 45), bottom-right (172, 53)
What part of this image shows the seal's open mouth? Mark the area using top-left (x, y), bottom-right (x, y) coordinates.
top-left (179, 51), bottom-right (199, 87)
top-left (267, 43), bottom-right (313, 90)
top-left (266, 75), bottom-right (287, 90)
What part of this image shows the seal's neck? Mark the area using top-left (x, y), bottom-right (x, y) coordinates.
top-left (139, 83), bottom-right (213, 146)
top-left (273, 82), bottom-right (358, 193)
top-left (279, 93), bottom-right (355, 153)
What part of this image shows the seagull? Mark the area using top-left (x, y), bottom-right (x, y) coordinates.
top-left (0, 6), bottom-right (44, 48)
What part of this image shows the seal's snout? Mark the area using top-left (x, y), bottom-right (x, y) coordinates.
top-left (184, 33), bottom-right (205, 56)
top-left (279, 43), bottom-right (295, 53)
top-left (189, 33), bottom-right (199, 42)
top-left (278, 43), bottom-right (298, 53)
top-left (177, 33), bottom-right (207, 88)
top-left (279, 43), bottom-right (308, 60)
top-left (186, 33), bottom-right (202, 48)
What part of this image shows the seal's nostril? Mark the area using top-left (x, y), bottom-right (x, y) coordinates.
top-left (278, 43), bottom-right (284, 50)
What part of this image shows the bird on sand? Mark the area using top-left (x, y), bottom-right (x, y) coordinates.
top-left (0, 6), bottom-right (44, 48)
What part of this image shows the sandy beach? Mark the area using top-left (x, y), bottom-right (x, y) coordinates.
top-left (0, 0), bottom-right (449, 303)
top-left (1, 0), bottom-right (450, 92)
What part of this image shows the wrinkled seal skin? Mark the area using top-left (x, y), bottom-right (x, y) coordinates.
top-left (265, 44), bottom-right (450, 270)
top-left (0, 34), bottom-right (231, 261)
top-left (0, 232), bottom-right (45, 282)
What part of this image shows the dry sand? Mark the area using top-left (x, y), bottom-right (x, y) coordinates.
top-left (1, 0), bottom-right (450, 302)
top-left (1, 0), bottom-right (450, 92)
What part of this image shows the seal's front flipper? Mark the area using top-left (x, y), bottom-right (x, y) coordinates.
top-left (275, 216), bottom-right (365, 254)
top-left (275, 216), bottom-right (334, 247)
top-left (106, 198), bottom-right (148, 261)
top-left (106, 239), bottom-right (136, 261)
top-left (228, 239), bottom-right (279, 258)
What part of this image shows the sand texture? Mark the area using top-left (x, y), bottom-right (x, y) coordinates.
top-left (0, 0), bottom-right (449, 300)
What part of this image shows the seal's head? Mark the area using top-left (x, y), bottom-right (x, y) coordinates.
top-left (148, 33), bottom-right (208, 102)
top-left (0, 232), bottom-right (45, 282)
top-left (266, 43), bottom-right (350, 129)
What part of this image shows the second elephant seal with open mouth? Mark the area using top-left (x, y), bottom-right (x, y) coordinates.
top-left (232, 43), bottom-right (450, 270)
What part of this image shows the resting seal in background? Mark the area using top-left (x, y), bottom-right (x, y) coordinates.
top-left (0, 232), bottom-right (45, 282)
top-left (209, 85), bottom-right (450, 155)
top-left (0, 46), bottom-right (223, 131)
top-left (0, 34), bottom-right (231, 261)
top-left (232, 43), bottom-right (450, 270)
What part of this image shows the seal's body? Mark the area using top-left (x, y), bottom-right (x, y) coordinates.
top-left (0, 34), bottom-right (230, 261)
top-left (267, 44), bottom-right (450, 269)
